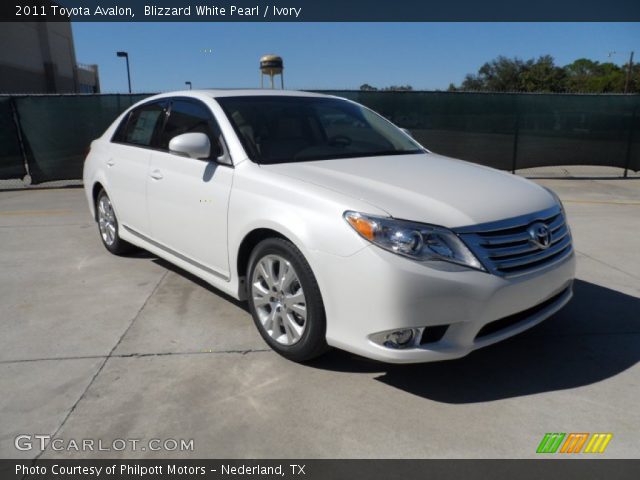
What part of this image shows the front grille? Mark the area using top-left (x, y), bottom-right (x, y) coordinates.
top-left (456, 205), bottom-right (572, 277)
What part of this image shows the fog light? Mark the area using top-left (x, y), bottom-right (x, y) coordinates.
top-left (383, 329), bottom-right (415, 349)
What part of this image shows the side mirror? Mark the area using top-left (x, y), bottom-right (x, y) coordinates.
top-left (401, 128), bottom-right (414, 138)
top-left (169, 132), bottom-right (211, 159)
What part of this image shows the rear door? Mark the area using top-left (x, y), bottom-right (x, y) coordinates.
top-left (146, 98), bottom-right (233, 279)
top-left (107, 100), bottom-right (166, 235)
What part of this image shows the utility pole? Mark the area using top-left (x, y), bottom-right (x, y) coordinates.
top-left (624, 51), bottom-right (634, 94)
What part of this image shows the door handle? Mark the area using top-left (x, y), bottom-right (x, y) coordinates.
top-left (106, 159), bottom-right (115, 167)
top-left (150, 170), bottom-right (164, 180)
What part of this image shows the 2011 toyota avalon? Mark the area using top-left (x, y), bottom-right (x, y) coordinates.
top-left (83, 90), bottom-right (575, 363)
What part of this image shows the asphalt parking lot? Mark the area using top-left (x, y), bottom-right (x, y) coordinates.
top-left (1, 169), bottom-right (639, 459)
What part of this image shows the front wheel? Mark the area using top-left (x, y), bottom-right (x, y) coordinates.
top-left (247, 238), bottom-right (329, 362)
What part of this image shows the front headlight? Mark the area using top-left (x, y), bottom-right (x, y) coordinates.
top-left (344, 211), bottom-right (485, 271)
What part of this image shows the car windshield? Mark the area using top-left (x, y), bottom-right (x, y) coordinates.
top-left (216, 95), bottom-right (424, 164)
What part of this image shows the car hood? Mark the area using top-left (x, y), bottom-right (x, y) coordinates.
top-left (260, 153), bottom-right (556, 228)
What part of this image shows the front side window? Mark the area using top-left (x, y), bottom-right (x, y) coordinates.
top-left (216, 96), bottom-right (423, 164)
top-left (117, 102), bottom-right (165, 147)
top-left (159, 99), bottom-right (220, 152)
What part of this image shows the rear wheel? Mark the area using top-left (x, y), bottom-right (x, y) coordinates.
top-left (247, 238), bottom-right (329, 362)
top-left (96, 189), bottom-right (135, 255)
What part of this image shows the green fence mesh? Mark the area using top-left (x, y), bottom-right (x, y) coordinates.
top-left (3, 94), bottom-right (151, 184)
top-left (0, 98), bottom-right (26, 181)
top-left (513, 94), bottom-right (639, 171)
top-left (322, 91), bottom-right (640, 173)
top-left (0, 92), bottom-right (638, 185)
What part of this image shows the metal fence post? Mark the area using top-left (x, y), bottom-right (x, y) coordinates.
top-left (9, 97), bottom-right (31, 183)
top-left (623, 106), bottom-right (637, 178)
top-left (511, 97), bottom-right (520, 174)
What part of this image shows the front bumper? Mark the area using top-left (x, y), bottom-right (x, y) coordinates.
top-left (312, 244), bottom-right (575, 364)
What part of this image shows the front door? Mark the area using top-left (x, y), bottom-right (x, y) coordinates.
top-left (146, 98), bottom-right (233, 278)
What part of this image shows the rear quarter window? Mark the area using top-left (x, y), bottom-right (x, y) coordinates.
top-left (113, 102), bottom-right (165, 147)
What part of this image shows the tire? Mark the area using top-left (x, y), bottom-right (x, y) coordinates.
top-left (95, 189), bottom-right (135, 255)
top-left (247, 237), bottom-right (329, 362)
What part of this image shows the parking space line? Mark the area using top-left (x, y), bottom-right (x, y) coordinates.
top-left (576, 249), bottom-right (640, 282)
top-left (31, 270), bottom-right (170, 461)
top-left (0, 349), bottom-right (272, 365)
top-left (0, 209), bottom-right (73, 216)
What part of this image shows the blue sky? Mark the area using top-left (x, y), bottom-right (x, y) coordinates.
top-left (72, 22), bottom-right (640, 93)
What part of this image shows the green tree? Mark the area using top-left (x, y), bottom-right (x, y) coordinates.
top-left (626, 63), bottom-right (640, 93)
top-left (456, 56), bottom-right (526, 91)
top-left (563, 59), bottom-right (626, 92)
top-left (451, 55), bottom-right (638, 93)
top-left (359, 84), bottom-right (414, 91)
top-left (520, 55), bottom-right (566, 92)
top-left (382, 85), bottom-right (413, 91)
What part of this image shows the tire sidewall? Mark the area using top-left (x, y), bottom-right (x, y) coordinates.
top-left (247, 238), bottom-right (327, 361)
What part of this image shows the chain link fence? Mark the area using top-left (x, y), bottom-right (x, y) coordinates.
top-left (1, 91), bottom-right (638, 188)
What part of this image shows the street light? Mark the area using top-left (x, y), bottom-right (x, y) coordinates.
top-left (185, 81), bottom-right (192, 90)
top-left (116, 51), bottom-right (132, 94)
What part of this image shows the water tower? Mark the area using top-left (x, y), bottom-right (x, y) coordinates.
top-left (260, 54), bottom-right (284, 89)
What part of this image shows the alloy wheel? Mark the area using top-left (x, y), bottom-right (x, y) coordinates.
top-left (251, 254), bottom-right (307, 345)
top-left (97, 195), bottom-right (117, 246)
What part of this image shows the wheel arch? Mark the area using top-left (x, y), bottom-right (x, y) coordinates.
top-left (236, 228), bottom-right (287, 285)
top-left (91, 181), bottom-right (105, 221)
top-left (234, 224), bottom-right (319, 301)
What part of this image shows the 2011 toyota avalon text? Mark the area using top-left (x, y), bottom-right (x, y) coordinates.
top-left (83, 90), bottom-right (575, 363)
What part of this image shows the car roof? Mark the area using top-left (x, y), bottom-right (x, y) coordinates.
top-left (147, 89), bottom-right (335, 100)
top-left (204, 89), bottom-right (332, 98)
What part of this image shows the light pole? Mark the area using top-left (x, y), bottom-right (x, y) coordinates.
top-left (116, 51), bottom-right (131, 93)
top-left (608, 50), bottom-right (635, 93)
top-left (185, 81), bottom-right (192, 90)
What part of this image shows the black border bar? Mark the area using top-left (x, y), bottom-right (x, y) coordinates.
top-left (3, 0), bottom-right (640, 22)
top-left (3, 460), bottom-right (640, 480)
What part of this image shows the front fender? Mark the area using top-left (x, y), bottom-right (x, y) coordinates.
top-left (227, 162), bottom-right (385, 294)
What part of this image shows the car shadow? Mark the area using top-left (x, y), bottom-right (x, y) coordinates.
top-left (149, 256), bottom-right (250, 312)
top-left (307, 279), bottom-right (640, 403)
top-left (127, 249), bottom-right (639, 402)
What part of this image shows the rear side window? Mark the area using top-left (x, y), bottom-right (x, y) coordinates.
top-left (113, 102), bottom-right (165, 147)
top-left (158, 99), bottom-right (220, 150)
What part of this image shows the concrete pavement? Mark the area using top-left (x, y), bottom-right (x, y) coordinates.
top-left (1, 174), bottom-right (639, 459)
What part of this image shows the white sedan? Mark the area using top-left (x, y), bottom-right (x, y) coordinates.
top-left (83, 90), bottom-right (575, 363)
